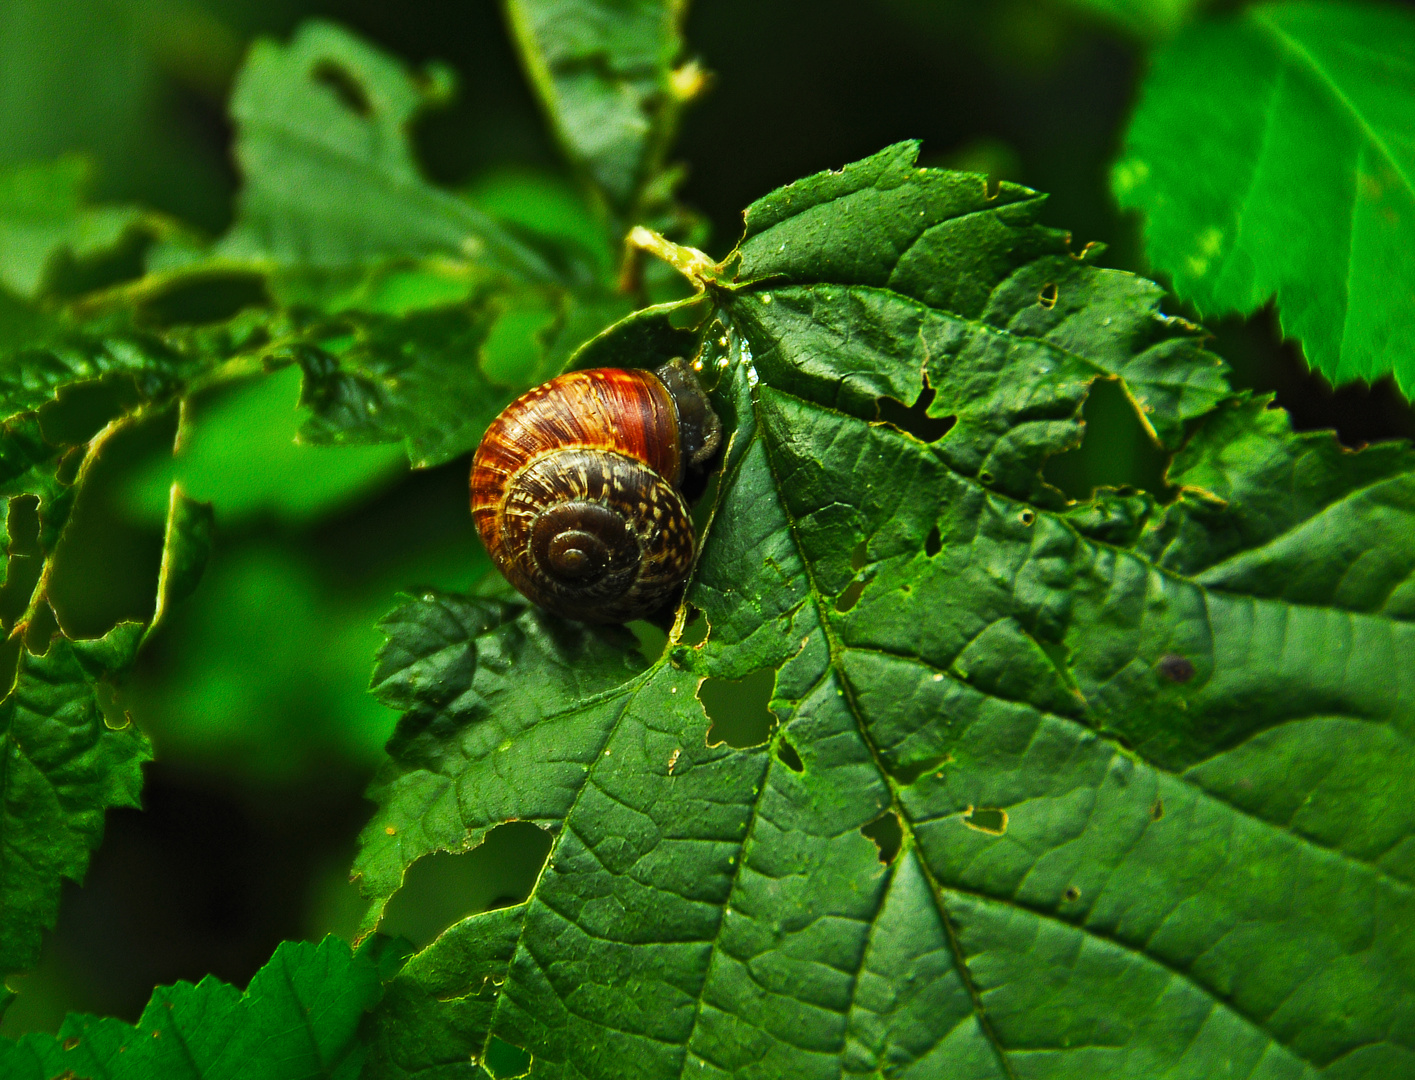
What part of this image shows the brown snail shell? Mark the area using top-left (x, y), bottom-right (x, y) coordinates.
top-left (471, 359), bottom-right (722, 623)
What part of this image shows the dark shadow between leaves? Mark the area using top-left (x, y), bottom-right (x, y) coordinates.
top-left (699, 667), bottom-right (777, 748)
top-left (137, 272), bottom-right (270, 329)
top-left (860, 810), bottom-right (903, 864)
top-left (378, 821), bottom-right (551, 948)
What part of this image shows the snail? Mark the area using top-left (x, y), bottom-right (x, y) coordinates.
top-left (471, 358), bottom-right (722, 623)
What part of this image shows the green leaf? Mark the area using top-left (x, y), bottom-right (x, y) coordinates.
top-left (0, 935), bottom-right (392, 1079)
top-left (1115, 1), bottom-right (1415, 394)
top-left (218, 20), bottom-right (555, 283)
top-left (296, 292), bottom-right (632, 469)
top-left (0, 623), bottom-right (150, 980)
top-left (360, 144), bottom-right (1415, 1077)
top-left (504, 0), bottom-right (695, 215)
top-left (0, 156), bottom-right (145, 299)
top-left (147, 483), bottom-right (214, 637)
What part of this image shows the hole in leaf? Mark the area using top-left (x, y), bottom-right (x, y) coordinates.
top-left (483, 1036), bottom-right (532, 1079)
top-left (835, 578), bottom-right (865, 613)
top-left (876, 383), bottom-right (954, 443)
top-left (628, 619), bottom-right (668, 663)
top-left (5, 494), bottom-right (41, 556)
top-left (38, 377), bottom-right (145, 447)
top-left (138, 272), bottom-right (269, 328)
top-left (978, 469), bottom-right (994, 484)
top-left (1157, 653), bottom-right (1195, 683)
top-left (0, 550), bottom-right (43, 631)
top-left (891, 752), bottom-right (952, 787)
top-left (1019, 509), bottom-right (1036, 526)
top-left (1043, 379), bottom-right (1168, 500)
top-left (1063, 885), bottom-right (1082, 903)
top-left (849, 541), bottom-right (868, 571)
top-left (24, 601), bottom-right (58, 652)
top-left (860, 810), bottom-right (903, 864)
top-left (312, 60), bottom-right (372, 116)
top-left (776, 738), bottom-right (804, 773)
top-left (45, 415), bottom-right (170, 639)
top-left (379, 821), bottom-right (551, 948)
top-left (1151, 798), bottom-right (1165, 821)
top-left (700, 667), bottom-right (776, 748)
top-left (0, 635), bottom-right (21, 697)
top-left (923, 525), bottom-right (942, 557)
top-left (62, 1037), bottom-right (79, 1051)
top-left (1038, 282), bottom-right (1059, 309)
top-left (677, 604), bottom-right (710, 648)
top-left (962, 806), bottom-right (1008, 835)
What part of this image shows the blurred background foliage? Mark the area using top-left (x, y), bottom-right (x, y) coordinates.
top-left (3, 0), bottom-right (1412, 1039)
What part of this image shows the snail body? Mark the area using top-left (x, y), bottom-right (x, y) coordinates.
top-left (471, 359), bottom-right (721, 623)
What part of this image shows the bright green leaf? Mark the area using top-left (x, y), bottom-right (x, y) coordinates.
top-left (147, 483), bottom-right (214, 636)
top-left (0, 935), bottom-right (393, 1079)
top-left (1116, 1), bottom-right (1415, 394)
top-left (503, 0), bottom-right (694, 214)
top-left (0, 623), bottom-right (149, 980)
top-left (120, 363), bottom-right (407, 527)
top-left (0, 156), bottom-right (144, 299)
top-left (218, 21), bottom-right (555, 283)
top-left (360, 144), bottom-right (1415, 1078)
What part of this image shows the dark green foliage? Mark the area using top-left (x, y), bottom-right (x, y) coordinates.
top-left (1, 1), bottom-right (1412, 1077)
top-left (0, 936), bottom-right (394, 1079)
top-left (0, 624), bottom-right (149, 979)
top-left (358, 144), bottom-right (1415, 1077)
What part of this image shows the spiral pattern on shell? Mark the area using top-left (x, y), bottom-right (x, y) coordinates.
top-left (470, 363), bottom-right (720, 623)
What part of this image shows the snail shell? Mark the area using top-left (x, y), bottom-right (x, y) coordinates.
top-left (471, 359), bottom-right (722, 623)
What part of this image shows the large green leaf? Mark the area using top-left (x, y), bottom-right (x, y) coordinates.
top-left (0, 156), bottom-right (145, 299)
top-left (217, 20), bottom-right (554, 283)
top-left (359, 144), bottom-right (1415, 1078)
top-left (0, 624), bottom-right (150, 979)
top-left (503, 0), bottom-right (694, 215)
top-left (1115, 1), bottom-right (1415, 394)
top-left (197, 20), bottom-right (638, 467)
top-left (0, 935), bottom-right (397, 1079)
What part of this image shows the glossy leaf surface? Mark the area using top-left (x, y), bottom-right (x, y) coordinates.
top-left (0, 625), bottom-right (149, 979)
top-left (503, 0), bottom-right (691, 214)
top-left (0, 936), bottom-right (393, 1079)
top-left (359, 144), bottom-right (1415, 1078)
top-left (1116, 1), bottom-right (1415, 394)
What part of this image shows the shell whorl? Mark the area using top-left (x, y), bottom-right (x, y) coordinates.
top-left (471, 366), bottom-right (711, 623)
